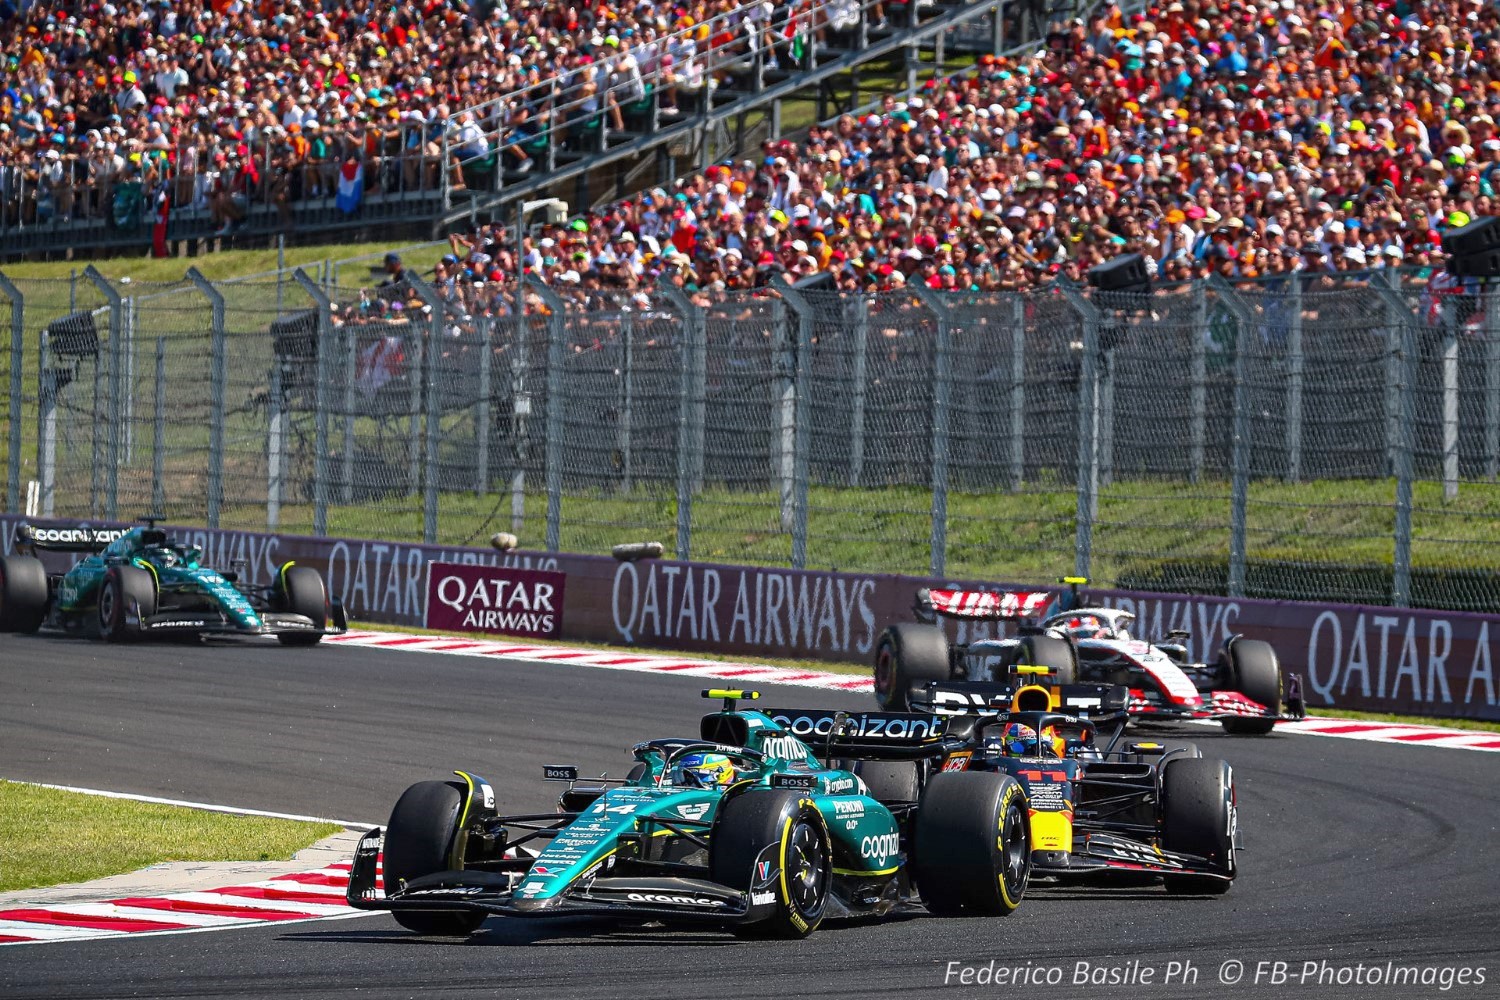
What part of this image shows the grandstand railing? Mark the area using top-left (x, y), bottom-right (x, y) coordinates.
top-left (3, 265), bottom-right (1495, 613)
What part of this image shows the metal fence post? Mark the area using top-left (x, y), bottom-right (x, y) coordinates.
top-left (657, 278), bottom-right (703, 560)
top-left (342, 325), bottom-right (356, 505)
top-left (1209, 276), bottom-right (1252, 597)
top-left (849, 295), bottom-right (869, 488)
top-left (1487, 287), bottom-right (1500, 481)
top-left (1059, 284), bottom-right (1099, 579)
top-left (1286, 276), bottom-right (1304, 483)
top-left (476, 316), bottom-right (492, 495)
top-left (407, 316), bottom-right (424, 498)
top-left (36, 327), bottom-right (56, 518)
top-left (83, 266), bottom-right (123, 520)
top-left (769, 296), bottom-right (793, 521)
top-left (1374, 270), bottom-right (1415, 607)
top-left (185, 268), bottom-right (225, 528)
top-left (1009, 293), bottom-right (1026, 491)
top-left (916, 287), bottom-right (952, 577)
top-left (526, 277), bottom-right (567, 553)
top-left (0, 273), bottom-right (24, 513)
top-left (772, 278), bottom-right (812, 569)
top-left (406, 276), bottom-right (444, 544)
top-left (268, 364), bottom-right (284, 531)
top-left (1441, 298), bottom-right (1459, 501)
top-left (619, 312), bottom-right (635, 493)
top-left (1384, 284), bottom-right (1404, 476)
top-left (291, 268), bottom-right (332, 535)
top-left (152, 337), bottom-right (166, 516)
top-left (1189, 281), bottom-right (1207, 483)
top-left (1098, 347), bottom-right (1115, 489)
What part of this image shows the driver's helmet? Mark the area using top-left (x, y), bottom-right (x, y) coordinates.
top-left (997, 722), bottom-right (1066, 758)
top-left (672, 752), bottom-right (735, 788)
top-left (1066, 614), bottom-right (1109, 640)
top-left (148, 546), bottom-right (178, 569)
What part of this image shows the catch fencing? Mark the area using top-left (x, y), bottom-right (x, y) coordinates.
top-left (2, 268), bottom-right (1497, 612)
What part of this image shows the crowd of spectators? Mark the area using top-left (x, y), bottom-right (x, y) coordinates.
top-left (406, 0), bottom-right (1500, 316)
top-left (0, 0), bottom-right (824, 233)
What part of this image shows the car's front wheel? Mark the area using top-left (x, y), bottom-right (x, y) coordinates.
top-left (1219, 639), bottom-right (1281, 735)
top-left (98, 565), bottom-right (157, 642)
top-left (275, 564), bottom-right (327, 646)
top-left (384, 780), bottom-right (487, 936)
top-left (710, 790), bottom-right (831, 938)
top-left (1161, 757), bottom-right (1236, 895)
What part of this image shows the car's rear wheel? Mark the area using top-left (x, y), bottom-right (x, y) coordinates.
top-left (710, 790), bottom-right (830, 938)
top-left (0, 555), bottom-right (49, 633)
top-left (1220, 639), bottom-right (1281, 735)
top-left (275, 565), bottom-right (326, 646)
top-left (384, 780), bottom-right (486, 936)
top-left (914, 771), bottom-right (1029, 916)
top-left (1161, 758), bottom-right (1236, 895)
top-left (99, 565), bottom-right (156, 642)
top-left (873, 623), bottom-right (950, 710)
top-left (1019, 634), bottom-right (1077, 685)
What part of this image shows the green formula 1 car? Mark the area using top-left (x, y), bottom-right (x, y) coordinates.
top-left (346, 690), bottom-right (1032, 938)
top-left (0, 519), bottom-right (345, 644)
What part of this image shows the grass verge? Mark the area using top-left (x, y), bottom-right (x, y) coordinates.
top-left (0, 781), bottom-right (341, 894)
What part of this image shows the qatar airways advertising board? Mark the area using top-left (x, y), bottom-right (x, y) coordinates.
top-left (423, 561), bottom-right (566, 639)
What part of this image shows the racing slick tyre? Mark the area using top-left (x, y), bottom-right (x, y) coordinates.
top-left (852, 760), bottom-right (921, 806)
top-left (383, 780), bottom-right (486, 936)
top-left (0, 555), bottom-right (48, 633)
top-left (98, 565), bottom-right (157, 642)
top-left (1161, 758), bottom-right (1236, 895)
top-left (1219, 639), bottom-right (1281, 735)
top-left (913, 772), bottom-right (1029, 916)
top-left (873, 623), bottom-right (950, 711)
top-left (1018, 633), bottom-right (1077, 685)
top-left (710, 790), bottom-right (831, 938)
top-left (275, 565), bottom-right (327, 646)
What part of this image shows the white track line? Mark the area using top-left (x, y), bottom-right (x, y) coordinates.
top-left (14, 782), bottom-right (373, 828)
top-left (328, 630), bottom-right (1500, 752)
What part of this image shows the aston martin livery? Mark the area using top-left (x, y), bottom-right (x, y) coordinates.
top-left (346, 690), bottom-right (1033, 938)
top-left (0, 519), bottom-right (345, 644)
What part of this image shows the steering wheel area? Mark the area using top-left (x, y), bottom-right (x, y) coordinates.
top-left (632, 739), bottom-right (767, 789)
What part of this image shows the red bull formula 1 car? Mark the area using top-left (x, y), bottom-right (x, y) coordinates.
top-left (873, 578), bottom-right (1304, 735)
top-left (951, 690), bottom-right (1239, 893)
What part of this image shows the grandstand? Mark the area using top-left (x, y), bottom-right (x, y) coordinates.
top-left (0, 0), bottom-right (1049, 258)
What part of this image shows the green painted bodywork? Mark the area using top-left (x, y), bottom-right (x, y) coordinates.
top-left (53, 526), bottom-right (263, 628)
top-left (513, 710), bottom-right (901, 903)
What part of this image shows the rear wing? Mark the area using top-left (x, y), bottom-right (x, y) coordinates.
top-left (917, 588), bottom-right (1054, 622)
top-left (765, 709), bottom-right (960, 761)
top-left (909, 681), bottom-right (1130, 720)
top-left (15, 522), bottom-right (127, 554)
top-left (915, 577), bottom-right (1088, 623)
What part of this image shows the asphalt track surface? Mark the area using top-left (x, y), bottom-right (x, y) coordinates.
top-left (2, 634), bottom-right (1497, 1000)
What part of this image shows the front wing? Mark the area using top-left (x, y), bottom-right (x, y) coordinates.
top-left (136, 609), bottom-right (345, 639)
top-left (1031, 832), bottom-right (1233, 883)
top-left (345, 828), bottom-right (764, 924)
top-left (1128, 675), bottom-right (1307, 725)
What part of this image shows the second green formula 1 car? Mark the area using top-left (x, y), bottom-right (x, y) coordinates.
top-left (347, 690), bottom-right (1032, 938)
top-left (0, 519), bottom-right (345, 644)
